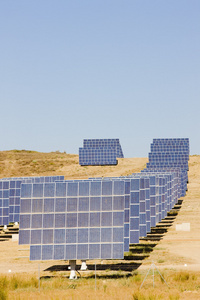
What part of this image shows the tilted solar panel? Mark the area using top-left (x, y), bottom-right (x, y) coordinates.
top-left (19, 180), bottom-right (125, 260)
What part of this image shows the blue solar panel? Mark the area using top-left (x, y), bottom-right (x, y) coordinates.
top-left (19, 180), bottom-right (125, 260)
top-left (146, 138), bottom-right (189, 197)
top-left (0, 181), bottom-right (10, 225)
top-left (79, 138), bottom-right (124, 165)
top-left (129, 178), bottom-right (140, 244)
top-left (124, 180), bottom-right (130, 251)
top-left (83, 139), bottom-right (124, 158)
top-left (86, 176), bottom-right (131, 252)
top-left (140, 172), bottom-right (171, 220)
top-left (9, 180), bottom-right (22, 223)
top-left (0, 176), bottom-right (65, 226)
top-left (79, 148), bottom-right (117, 166)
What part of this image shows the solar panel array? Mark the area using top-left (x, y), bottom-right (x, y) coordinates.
top-left (18, 174), bottom-right (176, 258)
top-left (0, 137), bottom-right (190, 266)
top-left (145, 138), bottom-right (189, 197)
top-left (0, 176), bottom-right (64, 226)
top-left (79, 138), bottom-right (124, 165)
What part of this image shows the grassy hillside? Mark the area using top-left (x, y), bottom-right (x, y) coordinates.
top-left (0, 150), bottom-right (148, 179)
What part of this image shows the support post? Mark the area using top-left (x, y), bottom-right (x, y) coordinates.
top-left (80, 260), bottom-right (87, 271)
top-left (69, 260), bottom-right (77, 280)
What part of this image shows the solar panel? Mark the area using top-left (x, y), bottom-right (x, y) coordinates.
top-left (83, 139), bottom-right (124, 158)
top-left (129, 178), bottom-right (140, 244)
top-left (146, 138), bottom-right (189, 197)
top-left (0, 181), bottom-right (10, 225)
top-left (79, 138), bottom-right (124, 165)
top-left (124, 180), bottom-right (130, 251)
top-left (19, 180), bottom-right (125, 261)
top-left (81, 176), bottom-right (132, 252)
top-left (8, 180), bottom-right (22, 223)
top-left (52, 177), bottom-right (131, 252)
top-left (0, 176), bottom-right (65, 225)
top-left (79, 148), bottom-right (117, 166)
top-left (140, 172), bottom-right (172, 219)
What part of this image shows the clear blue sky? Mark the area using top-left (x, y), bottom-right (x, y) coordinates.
top-left (0, 1), bottom-right (199, 157)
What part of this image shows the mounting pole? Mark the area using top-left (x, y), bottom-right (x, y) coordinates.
top-left (80, 260), bottom-right (87, 270)
top-left (69, 260), bottom-right (77, 280)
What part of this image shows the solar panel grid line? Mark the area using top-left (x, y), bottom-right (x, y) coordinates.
top-left (128, 174), bottom-right (148, 239)
top-left (147, 152), bottom-right (188, 196)
top-left (140, 172), bottom-right (169, 219)
top-left (79, 148), bottom-right (118, 166)
top-left (83, 176), bottom-right (130, 252)
top-left (102, 174), bottom-right (153, 241)
top-left (64, 177), bottom-right (131, 252)
top-left (144, 135), bottom-right (189, 216)
top-left (100, 177), bottom-right (131, 251)
top-left (141, 170), bottom-right (179, 210)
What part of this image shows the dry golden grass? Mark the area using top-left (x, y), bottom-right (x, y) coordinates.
top-left (1, 270), bottom-right (200, 300)
top-left (0, 150), bottom-right (148, 179)
top-left (0, 150), bottom-right (77, 178)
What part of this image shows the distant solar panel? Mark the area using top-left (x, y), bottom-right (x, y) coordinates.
top-left (146, 138), bottom-right (189, 197)
top-left (83, 139), bottom-right (124, 158)
top-left (79, 148), bottom-right (117, 166)
top-left (79, 138), bottom-right (124, 166)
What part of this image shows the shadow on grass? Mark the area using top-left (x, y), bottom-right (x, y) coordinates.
top-left (44, 261), bottom-right (141, 274)
top-left (80, 273), bottom-right (133, 279)
top-left (41, 271), bottom-right (133, 280)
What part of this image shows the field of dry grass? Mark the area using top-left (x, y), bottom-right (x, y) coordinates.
top-left (0, 150), bottom-right (200, 299)
top-left (0, 150), bottom-right (148, 179)
top-left (1, 269), bottom-right (200, 300)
